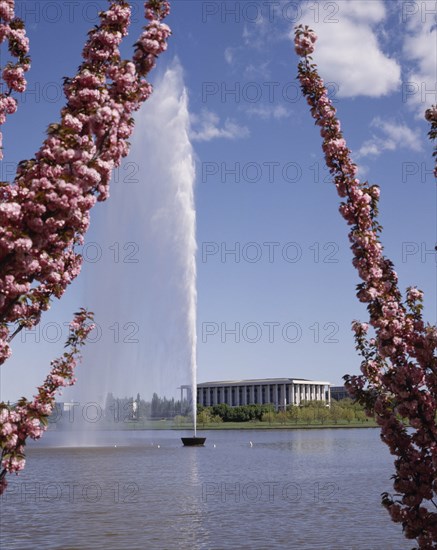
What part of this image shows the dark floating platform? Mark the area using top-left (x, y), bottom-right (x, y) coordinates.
top-left (181, 436), bottom-right (206, 447)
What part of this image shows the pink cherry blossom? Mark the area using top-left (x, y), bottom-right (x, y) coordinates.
top-left (0, 0), bottom-right (171, 493)
top-left (295, 24), bottom-right (437, 547)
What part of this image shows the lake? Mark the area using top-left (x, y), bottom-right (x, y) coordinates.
top-left (0, 428), bottom-right (412, 549)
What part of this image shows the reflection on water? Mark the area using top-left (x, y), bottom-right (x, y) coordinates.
top-left (1, 429), bottom-right (411, 549)
top-left (179, 448), bottom-right (212, 549)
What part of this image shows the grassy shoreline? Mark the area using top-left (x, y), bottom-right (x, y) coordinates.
top-left (189, 422), bottom-right (378, 430)
top-left (49, 420), bottom-right (378, 431)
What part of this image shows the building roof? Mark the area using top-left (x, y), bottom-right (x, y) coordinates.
top-left (195, 378), bottom-right (330, 387)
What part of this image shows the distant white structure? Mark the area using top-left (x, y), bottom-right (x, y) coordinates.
top-left (132, 398), bottom-right (138, 420)
top-left (181, 378), bottom-right (331, 410)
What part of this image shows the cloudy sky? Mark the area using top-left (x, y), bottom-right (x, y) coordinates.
top-left (1, 0), bottom-right (436, 402)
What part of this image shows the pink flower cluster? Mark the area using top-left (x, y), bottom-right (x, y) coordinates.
top-left (0, 3), bottom-right (30, 159)
top-left (294, 25), bottom-right (317, 56)
top-left (295, 24), bottom-right (437, 548)
top-left (0, 1), bottom-right (171, 492)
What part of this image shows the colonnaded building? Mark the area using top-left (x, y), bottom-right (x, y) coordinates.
top-left (181, 378), bottom-right (331, 410)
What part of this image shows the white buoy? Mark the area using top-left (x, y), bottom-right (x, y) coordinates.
top-left (249, 441), bottom-right (253, 447)
top-left (213, 444), bottom-right (216, 448)
top-left (157, 445), bottom-right (160, 449)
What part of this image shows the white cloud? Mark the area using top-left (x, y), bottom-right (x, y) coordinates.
top-left (335, 0), bottom-right (386, 22)
top-left (297, 0), bottom-right (401, 98)
top-left (356, 117), bottom-right (423, 159)
top-left (402, 1), bottom-right (437, 115)
top-left (224, 47), bottom-right (234, 65)
top-left (245, 104), bottom-right (290, 120)
top-left (190, 110), bottom-right (250, 142)
top-left (241, 3), bottom-right (289, 49)
top-left (243, 61), bottom-right (271, 79)
top-left (242, 18), bottom-right (270, 47)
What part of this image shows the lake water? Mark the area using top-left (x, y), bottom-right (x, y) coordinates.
top-left (0, 428), bottom-right (413, 549)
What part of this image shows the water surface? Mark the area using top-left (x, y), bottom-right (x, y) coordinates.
top-left (1, 428), bottom-right (412, 549)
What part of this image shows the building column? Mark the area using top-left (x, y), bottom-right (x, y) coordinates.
top-left (212, 387), bottom-right (217, 406)
top-left (274, 384), bottom-right (278, 410)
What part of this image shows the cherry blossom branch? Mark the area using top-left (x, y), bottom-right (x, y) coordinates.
top-left (0, 0), bottom-right (31, 158)
top-left (295, 25), bottom-right (437, 548)
top-left (0, 1), bottom-right (171, 364)
top-left (0, 308), bottom-right (94, 494)
top-left (0, 0), bottom-right (171, 492)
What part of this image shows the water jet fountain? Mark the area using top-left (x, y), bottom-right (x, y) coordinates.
top-left (72, 62), bottom-right (205, 446)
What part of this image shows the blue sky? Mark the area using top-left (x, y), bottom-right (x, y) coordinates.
top-left (1, 0), bottom-right (436, 403)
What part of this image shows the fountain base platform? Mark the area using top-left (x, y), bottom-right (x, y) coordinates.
top-left (181, 436), bottom-right (206, 447)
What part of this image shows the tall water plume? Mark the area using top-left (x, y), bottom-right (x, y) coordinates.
top-left (71, 60), bottom-right (197, 431)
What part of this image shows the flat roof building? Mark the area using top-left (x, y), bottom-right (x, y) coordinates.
top-left (181, 378), bottom-right (331, 410)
